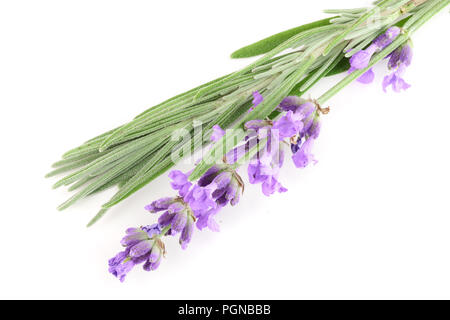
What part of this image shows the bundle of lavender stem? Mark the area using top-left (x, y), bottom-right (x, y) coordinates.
top-left (47, 0), bottom-right (448, 279)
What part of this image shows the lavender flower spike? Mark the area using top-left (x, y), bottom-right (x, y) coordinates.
top-left (109, 224), bottom-right (164, 282)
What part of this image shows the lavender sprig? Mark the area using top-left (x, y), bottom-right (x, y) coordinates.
top-left (47, 0), bottom-right (444, 226)
top-left (109, 95), bottom-right (325, 281)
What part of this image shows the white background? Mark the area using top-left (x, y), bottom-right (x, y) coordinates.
top-left (0, 0), bottom-right (449, 299)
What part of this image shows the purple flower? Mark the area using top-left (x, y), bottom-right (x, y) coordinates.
top-left (154, 198), bottom-right (197, 249)
top-left (210, 125), bottom-right (225, 143)
top-left (292, 137), bottom-right (317, 168)
top-left (382, 64), bottom-right (411, 92)
top-left (373, 27), bottom-right (401, 50)
top-left (184, 185), bottom-right (217, 221)
top-left (272, 111), bottom-right (304, 139)
top-left (189, 165), bottom-right (244, 230)
top-left (278, 96), bottom-right (308, 112)
top-left (168, 170), bottom-right (192, 197)
top-left (350, 45), bottom-right (378, 70)
top-left (249, 91), bottom-right (263, 112)
top-left (387, 43), bottom-right (412, 70)
top-left (350, 27), bottom-right (401, 71)
top-left (109, 224), bottom-right (164, 282)
top-left (356, 68), bottom-right (375, 84)
top-left (195, 207), bottom-right (221, 232)
top-left (248, 134), bottom-right (287, 196)
top-left (290, 111), bottom-right (321, 168)
top-left (108, 250), bottom-right (134, 282)
top-left (383, 43), bottom-right (413, 93)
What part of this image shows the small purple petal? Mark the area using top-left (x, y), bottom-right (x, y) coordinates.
top-left (349, 45), bottom-right (377, 69)
top-left (272, 111), bottom-right (304, 139)
top-left (357, 68), bottom-right (375, 84)
top-left (292, 137), bottom-right (316, 168)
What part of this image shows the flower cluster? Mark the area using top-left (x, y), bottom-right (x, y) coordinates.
top-left (108, 224), bottom-right (165, 282)
top-left (349, 26), bottom-right (413, 92)
top-left (109, 93), bottom-right (323, 281)
top-left (109, 163), bottom-right (245, 281)
top-left (245, 95), bottom-right (322, 196)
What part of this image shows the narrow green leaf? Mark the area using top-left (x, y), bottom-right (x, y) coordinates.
top-left (195, 24), bottom-right (340, 100)
top-left (86, 208), bottom-right (109, 227)
top-left (57, 146), bottom-right (152, 211)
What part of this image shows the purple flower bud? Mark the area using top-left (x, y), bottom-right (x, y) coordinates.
top-left (278, 96), bottom-right (307, 112)
top-left (129, 240), bottom-right (152, 258)
top-left (143, 246), bottom-right (162, 271)
top-left (373, 27), bottom-right (401, 50)
top-left (180, 216), bottom-right (194, 250)
top-left (249, 91), bottom-right (264, 112)
top-left (171, 212), bottom-right (188, 233)
top-left (198, 165), bottom-right (222, 187)
top-left (143, 256), bottom-right (161, 271)
top-left (158, 211), bottom-right (175, 227)
top-left (148, 246), bottom-right (161, 263)
top-left (120, 229), bottom-right (148, 247)
top-left (144, 197), bottom-right (175, 213)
